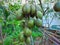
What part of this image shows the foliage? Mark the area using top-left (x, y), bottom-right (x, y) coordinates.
top-left (9, 3), bottom-right (21, 12)
top-left (32, 26), bottom-right (43, 38)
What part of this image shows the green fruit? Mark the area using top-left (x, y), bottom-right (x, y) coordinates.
top-left (20, 19), bottom-right (25, 27)
top-left (16, 9), bottom-right (23, 20)
top-left (31, 4), bottom-right (36, 15)
top-left (16, 14), bottom-right (23, 20)
top-left (37, 11), bottom-right (43, 19)
top-left (53, 2), bottom-right (60, 12)
top-left (35, 19), bottom-right (42, 27)
top-left (33, 16), bottom-right (36, 20)
top-left (22, 3), bottom-right (30, 15)
top-left (26, 37), bottom-right (31, 44)
top-left (28, 18), bottom-right (34, 28)
top-left (7, 15), bottom-right (16, 21)
top-left (19, 32), bottom-right (25, 42)
top-left (24, 27), bottom-right (32, 37)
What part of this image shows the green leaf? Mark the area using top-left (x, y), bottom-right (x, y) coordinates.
top-left (32, 31), bottom-right (43, 38)
top-left (4, 37), bottom-right (13, 45)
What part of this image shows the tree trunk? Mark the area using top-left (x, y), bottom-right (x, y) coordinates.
top-left (0, 24), bottom-right (3, 45)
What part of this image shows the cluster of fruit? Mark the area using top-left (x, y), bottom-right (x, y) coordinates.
top-left (53, 2), bottom-right (60, 12)
top-left (16, 3), bottom-right (43, 27)
top-left (14, 3), bottom-right (43, 45)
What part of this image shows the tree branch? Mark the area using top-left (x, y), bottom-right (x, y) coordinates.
top-left (49, 13), bottom-right (55, 26)
top-left (39, 0), bottom-right (44, 14)
top-left (39, 0), bottom-right (49, 16)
